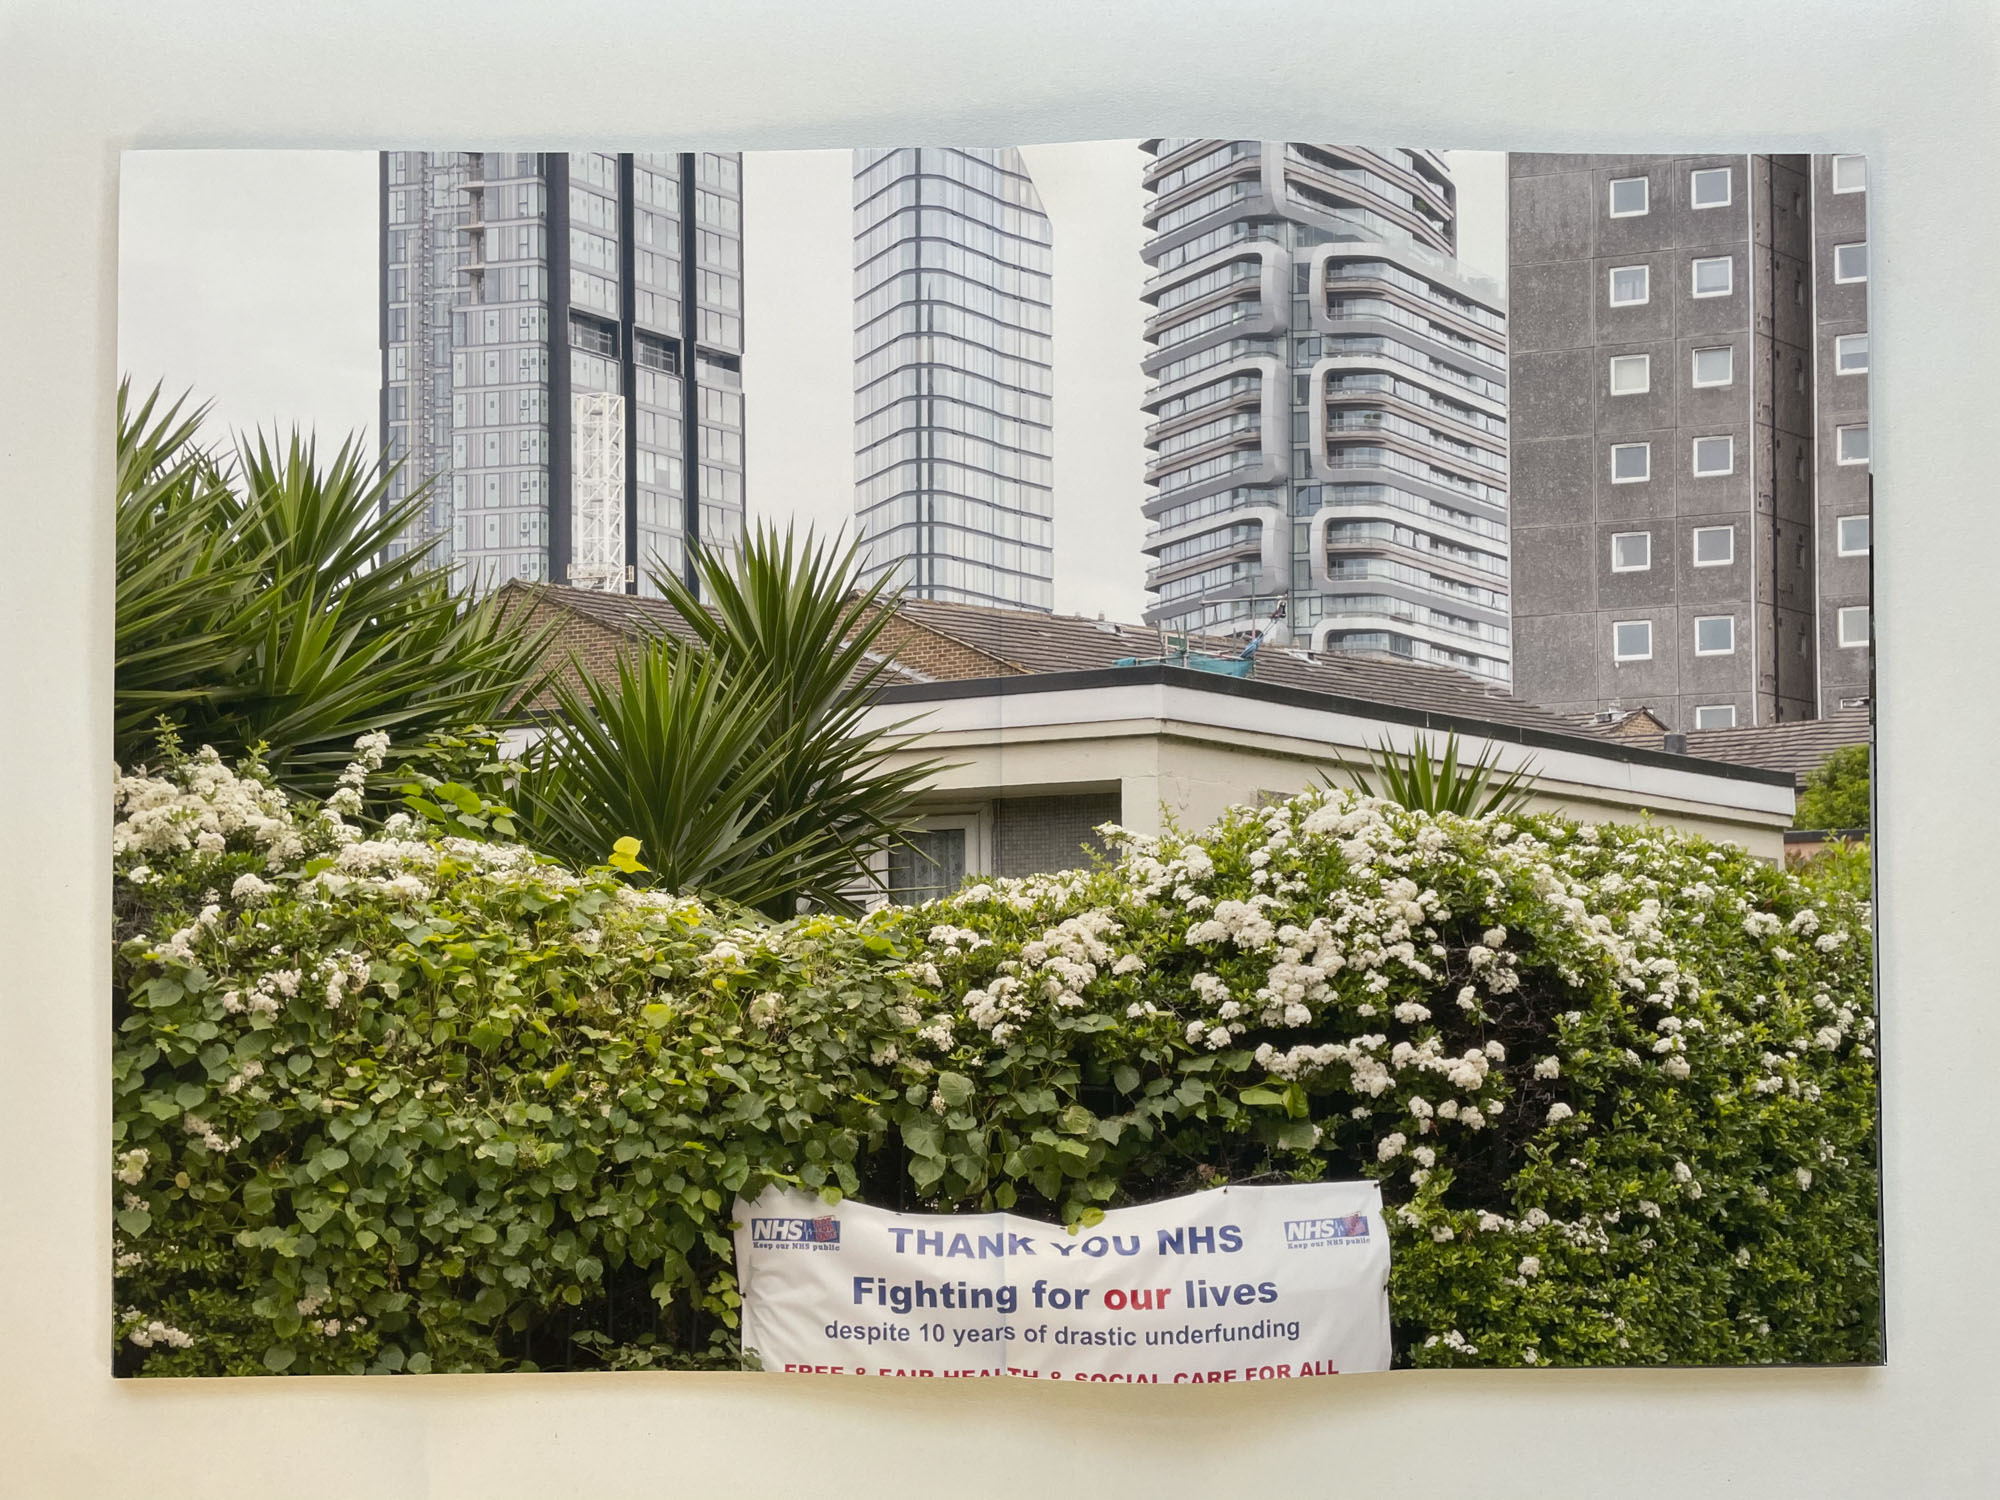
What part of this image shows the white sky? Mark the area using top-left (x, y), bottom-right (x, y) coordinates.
top-left (118, 146), bottom-right (1506, 622)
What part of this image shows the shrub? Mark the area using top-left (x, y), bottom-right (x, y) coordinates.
top-left (112, 744), bottom-right (1880, 1375)
top-left (1795, 744), bottom-right (1871, 831)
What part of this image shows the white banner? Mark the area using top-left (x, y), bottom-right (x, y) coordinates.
top-left (732, 1181), bottom-right (1391, 1382)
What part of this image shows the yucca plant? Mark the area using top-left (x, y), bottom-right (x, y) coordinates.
top-left (513, 524), bottom-right (944, 918)
top-left (1339, 730), bottom-right (1538, 818)
top-left (113, 381), bottom-right (553, 797)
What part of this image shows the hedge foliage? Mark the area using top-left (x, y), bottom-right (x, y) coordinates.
top-left (111, 740), bottom-right (1881, 1375)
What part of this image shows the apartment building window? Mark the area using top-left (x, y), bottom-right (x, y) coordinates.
top-left (1837, 423), bottom-right (1871, 464)
top-left (1609, 354), bottom-right (1651, 394)
top-left (1695, 615), bottom-right (1737, 655)
top-left (1609, 176), bottom-right (1649, 217)
top-left (1692, 435), bottom-right (1735, 476)
top-left (1690, 167), bottom-right (1732, 208)
top-left (1831, 154), bottom-right (1866, 193)
top-left (1613, 620), bottom-right (1653, 661)
top-left (1692, 525), bottom-right (1735, 566)
top-left (1611, 531), bottom-right (1652, 572)
top-left (1692, 345), bottom-right (1735, 388)
top-left (1609, 265), bottom-right (1649, 306)
top-left (1691, 256), bottom-right (1733, 297)
top-left (1834, 242), bottom-right (1869, 282)
top-left (1838, 605), bottom-right (1872, 648)
top-left (1836, 333), bottom-right (1869, 374)
top-left (1694, 705), bottom-right (1738, 730)
top-left (1611, 442), bottom-right (1651, 482)
top-left (1838, 514), bottom-right (1872, 555)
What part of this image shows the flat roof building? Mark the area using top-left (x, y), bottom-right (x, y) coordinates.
top-left (1507, 152), bottom-right (1873, 730)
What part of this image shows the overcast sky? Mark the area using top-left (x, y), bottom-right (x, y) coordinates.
top-left (119, 145), bottom-right (1505, 622)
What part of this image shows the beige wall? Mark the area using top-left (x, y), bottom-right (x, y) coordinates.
top-left (895, 719), bottom-right (1790, 862)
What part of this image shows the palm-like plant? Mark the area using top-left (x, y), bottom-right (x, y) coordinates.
top-left (113, 381), bottom-right (552, 796)
top-left (513, 524), bottom-right (944, 918)
top-left (1340, 730), bottom-right (1538, 818)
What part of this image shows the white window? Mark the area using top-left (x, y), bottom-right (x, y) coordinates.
top-left (1837, 423), bottom-right (1871, 464)
top-left (1611, 531), bottom-right (1652, 572)
top-left (1835, 332), bottom-right (1869, 374)
top-left (1609, 265), bottom-right (1650, 306)
top-left (1609, 354), bottom-right (1651, 395)
top-left (1610, 442), bottom-right (1651, 483)
top-left (1690, 167), bottom-right (1733, 208)
top-left (1834, 242), bottom-right (1869, 283)
top-left (1613, 619), bottom-right (1653, 661)
top-left (1609, 176), bottom-right (1649, 217)
top-left (1692, 436), bottom-right (1735, 476)
top-left (1692, 345), bottom-right (1735, 387)
top-left (876, 808), bottom-right (992, 907)
top-left (1695, 614), bottom-right (1737, 655)
top-left (1838, 605), bottom-right (1872, 649)
top-left (1693, 525), bottom-right (1735, 566)
top-left (1693, 705), bottom-right (1738, 730)
top-left (1691, 256), bottom-right (1734, 297)
top-left (1837, 514), bottom-right (1872, 555)
top-left (1831, 154), bottom-right (1866, 193)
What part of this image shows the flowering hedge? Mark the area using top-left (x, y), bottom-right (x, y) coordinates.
top-left (111, 742), bottom-right (1880, 1375)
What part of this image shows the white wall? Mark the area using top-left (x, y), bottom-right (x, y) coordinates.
top-left (3, 3), bottom-right (1994, 1496)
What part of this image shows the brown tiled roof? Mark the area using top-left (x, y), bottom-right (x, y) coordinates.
top-left (889, 597), bottom-right (1590, 736)
top-left (507, 583), bottom-right (1636, 737)
top-left (1563, 707), bottom-right (1674, 739)
top-left (1627, 708), bottom-right (1873, 784)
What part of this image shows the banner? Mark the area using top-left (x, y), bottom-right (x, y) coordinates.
top-left (732, 1181), bottom-right (1391, 1382)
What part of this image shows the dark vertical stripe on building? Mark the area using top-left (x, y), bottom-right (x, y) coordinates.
top-left (617, 152), bottom-right (639, 593)
top-left (678, 152), bottom-right (702, 595)
top-left (547, 152), bottom-right (573, 587)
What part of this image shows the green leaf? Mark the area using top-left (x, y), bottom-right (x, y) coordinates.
top-left (935, 1072), bottom-right (975, 1108)
top-left (263, 1345), bottom-right (297, 1372)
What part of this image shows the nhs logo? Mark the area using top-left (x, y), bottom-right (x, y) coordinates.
top-left (751, 1215), bottom-right (842, 1251)
top-left (1283, 1214), bottom-right (1371, 1248)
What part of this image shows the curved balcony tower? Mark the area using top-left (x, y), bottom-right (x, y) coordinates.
top-left (1139, 141), bottom-right (1510, 685)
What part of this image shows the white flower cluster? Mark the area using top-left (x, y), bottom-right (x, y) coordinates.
top-left (121, 1311), bottom-right (195, 1349)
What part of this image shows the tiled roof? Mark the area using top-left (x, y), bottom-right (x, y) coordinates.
top-left (1625, 707), bottom-right (1873, 783)
top-left (888, 598), bottom-right (1588, 736)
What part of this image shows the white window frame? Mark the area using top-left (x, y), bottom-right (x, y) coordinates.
top-left (1608, 176), bottom-right (1650, 218)
top-left (1610, 531), bottom-right (1652, 573)
top-left (1694, 614), bottom-right (1737, 656)
top-left (1691, 435), bottom-right (1736, 477)
top-left (1609, 442), bottom-right (1651, 484)
top-left (1612, 619), bottom-right (1654, 662)
top-left (1834, 242), bottom-right (1869, 283)
top-left (1838, 606), bottom-right (1872, 649)
top-left (867, 806), bottom-right (993, 911)
top-left (1837, 514), bottom-right (1872, 556)
top-left (1831, 154), bottom-right (1866, 194)
top-left (1609, 354), bottom-right (1651, 395)
top-left (1836, 423), bottom-right (1871, 465)
top-left (1693, 704), bottom-right (1738, 730)
top-left (1690, 255), bottom-right (1734, 298)
top-left (1608, 264), bottom-right (1650, 307)
top-left (1690, 167), bottom-right (1733, 209)
top-left (1691, 345), bottom-right (1735, 388)
top-left (1835, 332), bottom-right (1869, 374)
top-left (1692, 525), bottom-right (1735, 567)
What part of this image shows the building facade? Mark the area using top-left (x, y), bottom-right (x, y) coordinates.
top-left (1508, 152), bottom-right (1872, 730)
top-left (380, 150), bottom-right (746, 598)
top-left (853, 147), bottom-right (1054, 611)
top-left (1138, 141), bottom-right (1512, 685)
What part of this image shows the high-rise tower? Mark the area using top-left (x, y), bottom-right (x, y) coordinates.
top-left (1139, 142), bottom-right (1511, 684)
top-left (853, 147), bottom-right (1054, 611)
top-left (380, 150), bottom-right (746, 597)
top-left (1507, 153), bottom-right (1872, 729)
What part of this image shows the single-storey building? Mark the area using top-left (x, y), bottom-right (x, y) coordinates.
top-left (498, 584), bottom-right (1799, 896)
